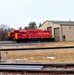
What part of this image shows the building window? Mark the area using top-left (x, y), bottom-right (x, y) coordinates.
top-left (47, 27), bottom-right (52, 31)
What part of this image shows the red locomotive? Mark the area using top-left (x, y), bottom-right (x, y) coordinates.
top-left (8, 29), bottom-right (54, 43)
top-left (8, 30), bottom-right (20, 41)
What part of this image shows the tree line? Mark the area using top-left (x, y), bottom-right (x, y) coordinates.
top-left (19, 21), bottom-right (42, 30)
top-left (0, 21), bottom-right (42, 41)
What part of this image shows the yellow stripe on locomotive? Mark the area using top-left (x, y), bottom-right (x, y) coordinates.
top-left (15, 33), bottom-right (18, 39)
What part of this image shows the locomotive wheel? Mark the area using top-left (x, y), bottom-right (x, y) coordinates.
top-left (24, 39), bottom-right (27, 43)
top-left (40, 39), bottom-right (44, 42)
top-left (16, 39), bottom-right (21, 43)
top-left (8, 37), bottom-right (12, 41)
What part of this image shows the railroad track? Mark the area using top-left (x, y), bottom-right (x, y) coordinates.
top-left (0, 41), bottom-right (61, 46)
top-left (0, 41), bottom-right (74, 74)
top-left (0, 63), bottom-right (74, 74)
top-left (0, 45), bottom-right (74, 51)
top-left (0, 41), bottom-right (74, 50)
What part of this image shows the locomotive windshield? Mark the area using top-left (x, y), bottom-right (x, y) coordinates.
top-left (19, 32), bottom-right (26, 34)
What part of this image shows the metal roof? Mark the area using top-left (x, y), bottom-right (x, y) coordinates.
top-left (46, 20), bottom-right (74, 25)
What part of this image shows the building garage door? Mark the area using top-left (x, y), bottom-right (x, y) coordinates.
top-left (54, 28), bottom-right (60, 41)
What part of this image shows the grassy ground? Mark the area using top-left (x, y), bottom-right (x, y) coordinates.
top-left (1, 42), bottom-right (74, 63)
top-left (2, 49), bottom-right (74, 63)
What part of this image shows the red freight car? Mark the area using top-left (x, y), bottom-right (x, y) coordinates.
top-left (8, 30), bottom-right (54, 43)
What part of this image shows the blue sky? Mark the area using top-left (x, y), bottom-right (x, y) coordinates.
top-left (0, 0), bottom-right (74, 29)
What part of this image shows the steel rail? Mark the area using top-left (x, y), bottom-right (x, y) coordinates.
top-left (1, 63), bottom-right (74, 65)
top-left (0, 46), bottom-right (74, 51)
top-left (0, 68), bottom-right (74, 72)
top-left (0, 64), bottom-right (74, 74)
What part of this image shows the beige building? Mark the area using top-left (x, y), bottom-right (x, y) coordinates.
top-left (39, 20), bottom-right (74, 41)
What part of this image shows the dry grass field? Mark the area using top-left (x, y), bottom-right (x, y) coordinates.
top-left (1, 50), bottom-right (74, 63)
top-left (1, 42), bottom-right (74, 63)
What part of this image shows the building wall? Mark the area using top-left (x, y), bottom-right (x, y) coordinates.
top-left (39, 21), bottom-right (74, 41)
top-left (39, 21), bottom-right (60, 38)
top-left (61, 25), bottom-right (74, 41)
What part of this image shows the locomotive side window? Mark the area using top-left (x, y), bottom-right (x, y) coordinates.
top-left (19, 32), bottom-right (26, 34)
top-left (23, 32), bottom-right (26, 34)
